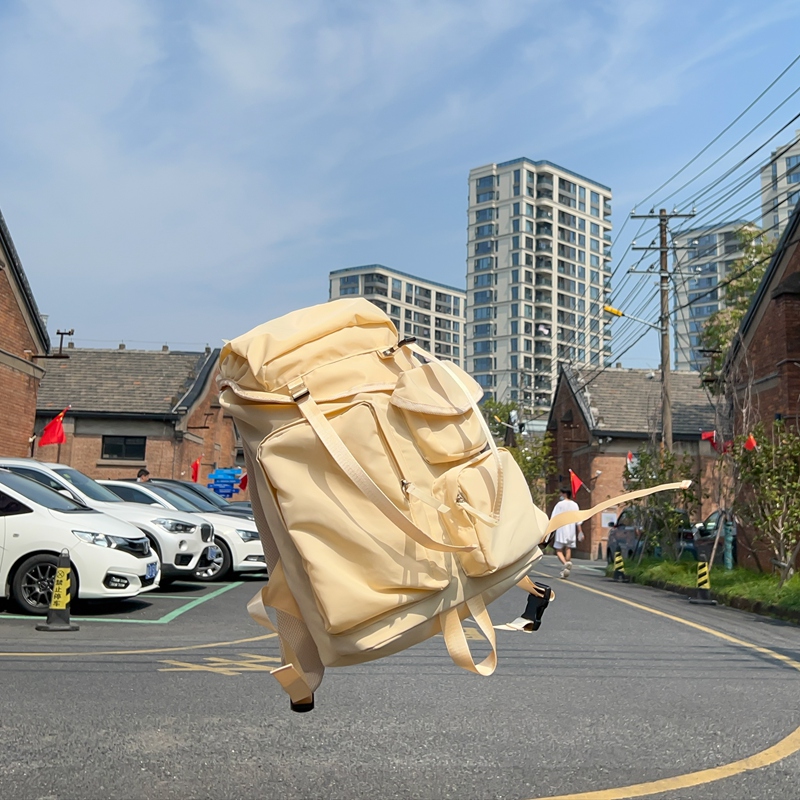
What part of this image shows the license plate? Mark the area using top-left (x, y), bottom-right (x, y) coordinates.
top-left (145, 562), bottom-right (158, 580)
top-left (206, 546), bottom-right (220, 561)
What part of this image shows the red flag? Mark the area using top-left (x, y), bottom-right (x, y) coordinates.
top-left (701, 430), bottom-right (721, 452)
top-left (38, 407), bottom-right (69, 447)
top-left (569, 469), bottom-right (583, 496)
top-left (626, 451), bottom-right (634, 467)
top-left (239, 473), bottom-right (248, 491)
top-left (191, 458), bottom-right (201, 482)
top-left (744, 434), bottom-right (757, 451)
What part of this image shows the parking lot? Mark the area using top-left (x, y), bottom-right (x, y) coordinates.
top-left (2, 558), bottom-right (800, 800)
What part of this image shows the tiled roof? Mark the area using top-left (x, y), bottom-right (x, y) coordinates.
top-left (561, 365), bottom-right (716, 437)
top-left (37, 348), bottom-right (219, 416)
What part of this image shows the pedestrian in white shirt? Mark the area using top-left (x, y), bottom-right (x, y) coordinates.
top-left (551, 487), bottom-right (582, 579)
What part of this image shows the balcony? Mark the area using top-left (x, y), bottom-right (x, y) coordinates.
top-left (535, 241), bottom-right (553, 253)
top-left (535, 275), bottom-right (552, 287)
top-left (536, 206), bottom-right (553, 219)
top-left (538, 174), bottom-right (554, 186)
top-left (603, 203), bottom-right (612, 218)
top-left (537, 189), bottom-right (553, 200)
top-left (535, 256), bottom-right (553, 271)
top-left (604, 232), bottom-right (612, 243)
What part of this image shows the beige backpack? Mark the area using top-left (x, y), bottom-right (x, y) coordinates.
top-left (218, 298), bottom-right (687, 711)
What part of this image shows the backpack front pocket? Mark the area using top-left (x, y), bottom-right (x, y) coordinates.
top-left (258, 401), bottom-right (452, 635)
top-left (390, 361), bottom-right (487, 464)
top-left (435, 448), bottom-right (547, 577)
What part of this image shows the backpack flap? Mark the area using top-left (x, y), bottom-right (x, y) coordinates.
top-left (220, 298), bottom-right (398, 394)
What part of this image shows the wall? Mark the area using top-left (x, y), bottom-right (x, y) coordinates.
top-left (0, 262), bottom-right (45, 456)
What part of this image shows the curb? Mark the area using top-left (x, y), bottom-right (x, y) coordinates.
top-left (607, 573), bottom-right (800, 626)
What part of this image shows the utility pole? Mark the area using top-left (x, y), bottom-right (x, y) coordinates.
top-left (631, 208), bottom-right (694, 452)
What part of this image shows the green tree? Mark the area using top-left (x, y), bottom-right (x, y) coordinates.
top-left (481, 398), bottom-right (518, 439)
top-left (700, 229), bottom-right (775, 389)
top-left (623, 444), bottom-right (700, 561)
top-left (732, 421), bottom-right (800, 586)
top-left (508, 433), bottom-right (556, 510)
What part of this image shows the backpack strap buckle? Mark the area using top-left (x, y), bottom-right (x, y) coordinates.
top-left (288, 377), bottom-right (310, 401)
top-left (380, 336), bottom-right (417, 358)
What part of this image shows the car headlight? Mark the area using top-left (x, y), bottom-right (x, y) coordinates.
top-left (73, 530), bottom-right (130, 548)
top-left (236, 529), bottom-right (260, 543)
top-left (153, 518), bottom-right (197, 534)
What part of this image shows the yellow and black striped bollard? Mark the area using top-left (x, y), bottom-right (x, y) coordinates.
top-left (688, 560), bottom-right (717, 606)
top-left (612, 547), bottom-right (629, 582)
top-left (36, 549), bottom-right (80, 631)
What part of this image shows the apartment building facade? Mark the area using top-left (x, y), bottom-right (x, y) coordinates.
top-left (328, 264), bottom-right (466, 368)
top-left (760, 130), bottom-right (800, 241)
top-left (466, 159), bottom-right (612, 413)
top-left (671, 220), bottom-right (756, 371)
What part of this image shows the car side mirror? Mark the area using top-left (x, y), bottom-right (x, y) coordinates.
top-left (694, 522), bottom-right (703, 530)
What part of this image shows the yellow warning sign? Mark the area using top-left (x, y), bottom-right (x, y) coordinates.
top-left (50, 567), bottom-right (70, 610)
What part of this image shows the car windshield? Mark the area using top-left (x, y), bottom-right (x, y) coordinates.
top-left (0, 471), bottom-right (94, 512)
top-left (156, 483), bottom-right (219, 512)
top-left (147, 484), bottom-right (205, 513)
top-left (53, 467), bottom-right (123, 502)
top-left (179, 482), bottom-right (231, 509)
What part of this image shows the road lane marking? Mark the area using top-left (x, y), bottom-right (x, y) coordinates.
top-left (158, 652), bottom-right (282, 675)
top-left (526, 572), bottom-right (800, 800)
top-left (0, 632), bottom-right (277, 658)
top-left (0, 581), bottom-right (244, 625)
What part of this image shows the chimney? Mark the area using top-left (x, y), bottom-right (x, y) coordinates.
top-left (118, 343), bottom-right (126, 350)
top-left (162, 345), bottom-right (169, 353)
top-left (67, 341), bottom-right (74, 349)
top-left (616, 362), bottom-right (622, 368)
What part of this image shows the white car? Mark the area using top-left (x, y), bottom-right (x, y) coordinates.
top-left (0, 469), bottom-right (160, 614)
top-left (99, 480), bottom-right (266, 581)
top-left (0, 458), bottom-right (215, 582)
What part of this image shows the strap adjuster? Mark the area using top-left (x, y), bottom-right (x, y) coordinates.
top-left (287, 378), bottom-right (310, 401)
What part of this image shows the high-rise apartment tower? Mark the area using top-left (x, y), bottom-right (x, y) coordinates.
top-left (671, 221), bottom-right (757, 371)
top-left (466, 159), bottom-right (612, 412)
top-left (760, 131), bottom-right (800, 241)
top-left (329, 264), bottom-right (466, 368)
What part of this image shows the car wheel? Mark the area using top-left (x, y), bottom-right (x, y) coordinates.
top-left (193, 540), bottom-right (232, 582)
top-left (12, 554), bottom-right (79, 616)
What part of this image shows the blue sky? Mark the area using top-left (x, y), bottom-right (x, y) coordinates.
top-left (1, 0), bottom-right (799, 366)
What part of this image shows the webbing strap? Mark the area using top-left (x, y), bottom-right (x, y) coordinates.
top-left (441, 594), bottom-right (498, 677)
top-left (407, 344), bottom-right (504, 521)
top-left (517, 575), bottom-right (554, 600)
top-left (544, 480), bottom-right (693, 537)
top-left (404, 482), bottom-right (450, 514)
top-left (288, 378), bottom-right (475, 554)
top-left (246, 561), bottom-right (312, 705)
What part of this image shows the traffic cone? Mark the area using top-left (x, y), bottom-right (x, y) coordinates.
top-left (689, 561), bottom-right (717, 605)
top-left (36, 549), bottom-right (80, 631)
top-left (612, 547), bottom-right (629, 582)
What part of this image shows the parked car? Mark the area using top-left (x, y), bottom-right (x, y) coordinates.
top-left (148, 478), bottom-right (254, 520)
top-left (100, 480), bottom-right (265, 581)
top-left (607, 506), bottom-right (694, 563)
top-left (0, 458), bottom-right (216, 581)
top-left (0, 469), bottom-right (160, 613)
top-left (692, 509), bottom-right (736, 565)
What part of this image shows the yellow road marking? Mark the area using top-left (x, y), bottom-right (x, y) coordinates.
top-left (0, 632), bottom-right (277, 658)
top-left (158, 652), bottom-right (282, 675)
top-left (527, 572), bottom-right (800, 800)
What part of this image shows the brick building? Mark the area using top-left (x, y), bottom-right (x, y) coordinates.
top-left (36, 346), bottom-right (242, 489)
top-left (546, 365), bottom-right (717, 560)
top-left (0, 208), bottom-right (50, 456)
top-left (724, 201), bottom-right (800, 427)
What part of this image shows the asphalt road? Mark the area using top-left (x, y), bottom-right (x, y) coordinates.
top-left (1, 556), bottom-right (799, 800)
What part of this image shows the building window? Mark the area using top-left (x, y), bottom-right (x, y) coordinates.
top-left (476, 175), bottom-right (495, 189)
top-left (475, 207), bottom-right (495, 221)
top-left (476, 191), bottom-right (494, 203)
top-left (786, 155), bottom-right (800, 184)
top-left (102, 436), bottom-right (146, 461)
top-left (475, 256), bottom-right (493, 271)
